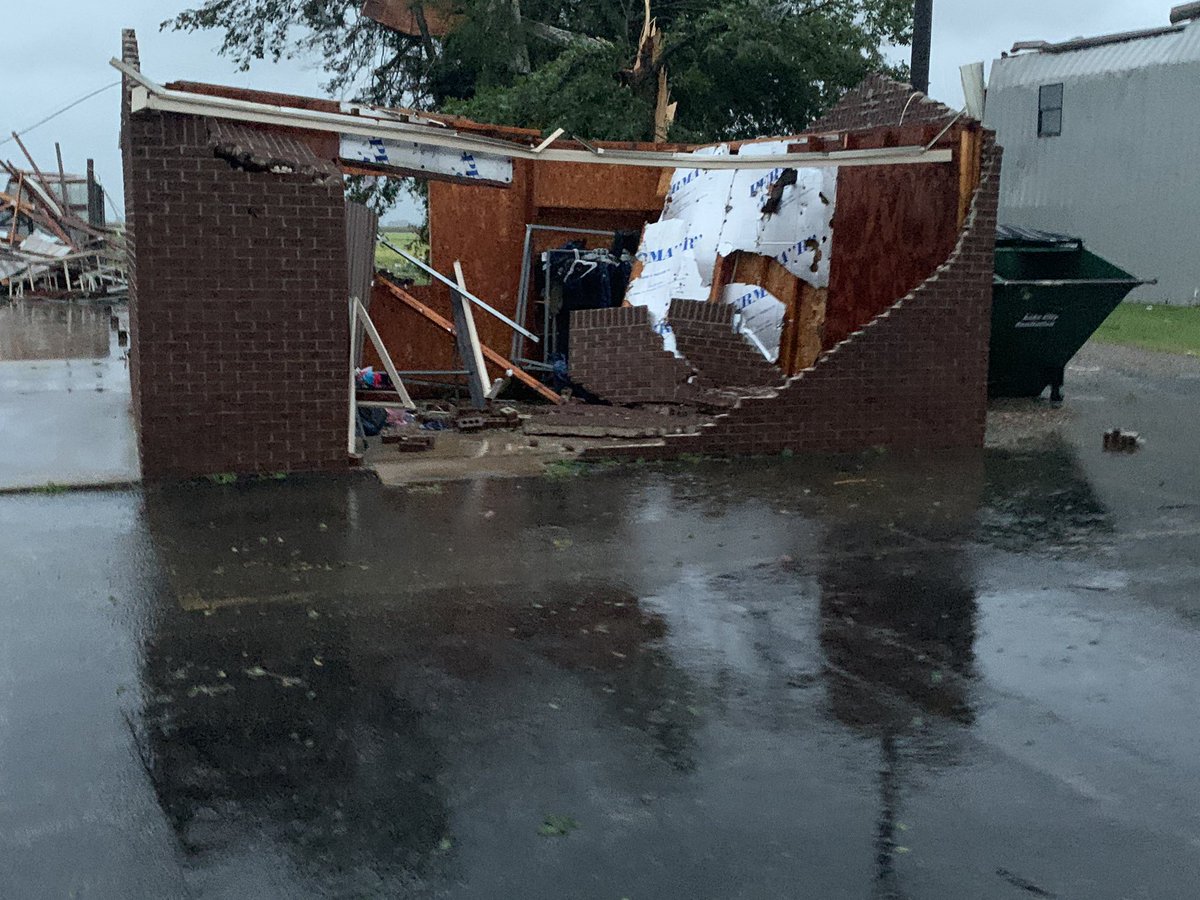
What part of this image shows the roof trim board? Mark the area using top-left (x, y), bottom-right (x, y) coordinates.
top-left (113, 60), bottom-right (953, 173)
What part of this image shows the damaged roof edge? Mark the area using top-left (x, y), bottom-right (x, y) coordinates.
top-left (111, 59), bottom-right (953, 172)
top-left (1010, 23), bottom-right (1186, 55)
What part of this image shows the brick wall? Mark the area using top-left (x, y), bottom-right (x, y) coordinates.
top-left (811, 73), bottom-right (959, 133)
top-left (569, 306), bottom-right (700, 404)
top-left (667, 299), bottom-right (781, 388)
top-left (647, 137), bottom-right (1002, 457)
top-left (121, 34), bottom-right (349, 478)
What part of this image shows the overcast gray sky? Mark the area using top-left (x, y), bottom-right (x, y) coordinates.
top-left (1, 0), bottom-right (1172, 222)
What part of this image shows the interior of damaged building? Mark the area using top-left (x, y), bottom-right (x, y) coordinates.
top-left (7, 5), bottom-right (1200, 899)
top-left (115, 24), bottom-right (995, 481)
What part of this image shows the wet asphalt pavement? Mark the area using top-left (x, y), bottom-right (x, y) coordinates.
top-left (3, 343), bottom-right (1200, 898)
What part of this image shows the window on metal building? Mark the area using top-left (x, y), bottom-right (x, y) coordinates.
top-left (1038, 83), bottom-right (1063, 137)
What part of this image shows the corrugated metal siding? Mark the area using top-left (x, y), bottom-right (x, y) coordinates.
top-left (986, 19), bottom-right (1200, 303)
top-left (991, 23), bottom-right (1200, 85)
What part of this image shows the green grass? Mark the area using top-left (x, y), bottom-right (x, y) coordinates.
top-left (375, 229), bottom-right (431, 284)
top-left (1092, 303), bottom-right (1200, 356)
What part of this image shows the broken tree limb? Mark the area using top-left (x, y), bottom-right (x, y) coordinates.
top-left (525, 20), bottom-right (611, 49)
top-left (379, 276), bottom-right (563, 404)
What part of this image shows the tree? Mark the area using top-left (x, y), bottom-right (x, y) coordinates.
top-left (165, 0), bottom-right (912, 209)
top-left (167, 0), bottom-right (911, 137)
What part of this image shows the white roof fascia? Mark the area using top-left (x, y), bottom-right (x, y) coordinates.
top-left (116, 62), bottom-right (953, 171)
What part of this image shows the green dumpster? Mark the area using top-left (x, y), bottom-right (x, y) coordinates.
top-left (989, 225), bottom-right (1153, 400)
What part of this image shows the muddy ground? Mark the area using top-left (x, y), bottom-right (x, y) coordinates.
top-left (2, 334), bottom-right (1199, 898)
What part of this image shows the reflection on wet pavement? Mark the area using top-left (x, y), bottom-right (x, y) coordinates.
top-left (0, 299), bottom-right (112, 361)
top-left (3, 435), bottom-right (1200, 898)
top-left (0, 299), bottom-right (136, 489)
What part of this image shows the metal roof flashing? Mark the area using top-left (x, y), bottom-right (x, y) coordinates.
top-left (992, 14), bottom-right (1200, 87)
top-left (1009, 23), bottom-right (1186, 56)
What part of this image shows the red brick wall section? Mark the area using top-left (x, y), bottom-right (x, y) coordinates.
top-left (569, 306), bottom-right (700, 404)
top-left (121, 60), bottom-right (349, 477)
top-left (646, 137), bottom-right (1002, 457)
top-left (811, 74), bottom-right (960, 133)
top-left (667, 299), bottom-right (782, 389)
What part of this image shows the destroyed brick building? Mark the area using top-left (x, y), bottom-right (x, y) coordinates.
top-left (117, 29), bottom-right (998, 479)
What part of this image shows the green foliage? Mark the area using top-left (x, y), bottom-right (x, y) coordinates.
top-left (544, 459), bottom-right (587, 479)
top-left (375, 229), bottom-right (431, 282)
top-left (445, 44), bottom-right (655, 141)
top-left (165, 0), bottom-right (916, 203)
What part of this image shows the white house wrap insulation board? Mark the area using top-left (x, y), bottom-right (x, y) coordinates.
top-left (626, 141), bottom-right (837, 358)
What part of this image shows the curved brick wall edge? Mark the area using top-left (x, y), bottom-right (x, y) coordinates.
top-left (578, 135), bottom-right (1002, 460)
top-left (657, 136), bottom-right (1002, 457)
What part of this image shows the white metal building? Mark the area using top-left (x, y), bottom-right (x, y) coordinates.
top-left (984, 3), bottom-right (1200, 303)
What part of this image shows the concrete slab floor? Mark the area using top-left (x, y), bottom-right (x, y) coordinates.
top-left (365, 429), bottom-right (610, 484)
top-left (2, 341), bottom-right (1199, 899)
top-left (0, 300), bottom-right (138, 491)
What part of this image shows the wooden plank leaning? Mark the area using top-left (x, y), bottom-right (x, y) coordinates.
top-left (354, 297), bottom-right (416, 411)
top-left (379, 276), bottom-right (563, 405)
top-left (450, 260), bottom-right (491, 409)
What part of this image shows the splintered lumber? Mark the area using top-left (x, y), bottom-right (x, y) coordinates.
top-left (379, 276), bottom-right (563, 404)
top-left (0, 157), bottom-right (73, 247)
top-left (54, 143), bottom-right (70, 214)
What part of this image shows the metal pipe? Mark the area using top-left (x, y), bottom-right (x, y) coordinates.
top-left (377, 235), bottom-right (539, 341)
top-left (528, 224), bottom-right (618, 237)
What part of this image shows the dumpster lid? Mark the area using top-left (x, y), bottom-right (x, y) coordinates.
top-left (996, 224), bottom-right (1082, 250)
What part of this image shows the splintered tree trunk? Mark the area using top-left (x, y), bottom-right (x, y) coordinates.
top-left (499, 0), bottom-right (531, 74)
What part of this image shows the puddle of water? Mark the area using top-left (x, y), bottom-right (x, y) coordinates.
top-left (0, 299), bottom-right (119, 361)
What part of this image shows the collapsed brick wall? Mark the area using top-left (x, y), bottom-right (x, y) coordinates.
top-left (648, 137), bottom-right (1001, 457)
top-left (810, 73), bottom-right (959, 133)
top-left (667, 299), bottom-right (781, 388)
top-left (121, 37), bottom-right (349, 477)
top-left (569, 306), bottom-right (699, 404)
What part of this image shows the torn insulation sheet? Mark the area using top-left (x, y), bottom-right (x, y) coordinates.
top-left (626, 141), bottom-right (837, 359)
top-left (722, 282), bottom-right (786, 361)
top-left (624, 218), bottom-right (706, 355)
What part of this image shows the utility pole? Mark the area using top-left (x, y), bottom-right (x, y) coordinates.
top-left (911, 0), bottom-right (933, 95)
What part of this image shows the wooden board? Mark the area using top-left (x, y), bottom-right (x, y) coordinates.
top-left (379, 277), bottom-right (563, 404)
top-left (824, 158), bottom-right (960, 349)
top-left (533, 160), bottom-right (666, 212)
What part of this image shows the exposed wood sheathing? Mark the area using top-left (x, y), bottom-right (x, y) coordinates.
top-left (708, 252), bottom-right (827, 376)
top-left (823, 149), bottom-right (965, 349)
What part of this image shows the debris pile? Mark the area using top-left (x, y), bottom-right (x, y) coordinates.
top-left (1, 140), bottom-right (126, 299)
